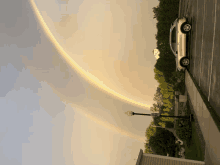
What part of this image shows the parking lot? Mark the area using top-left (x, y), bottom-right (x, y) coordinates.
top-left (178, 0), bottom-right (220, 118)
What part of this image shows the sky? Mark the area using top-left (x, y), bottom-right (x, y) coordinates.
top-left (0, 0), bottom-right (159, 165)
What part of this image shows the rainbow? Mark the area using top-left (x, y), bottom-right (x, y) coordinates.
top-left (28, 0), bottom-right (151, 109)
top-left (71, 104), bottom-right (146, 143)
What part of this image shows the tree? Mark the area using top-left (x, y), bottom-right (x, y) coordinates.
top-left (153, 67), bottom-right (174, 118)
top-left (145, 121), bottom-right (157, 140)
top-left (149, 135), bottom-right (167, 156)
top-left (145, 0), bottom-right (181, 157)
top-left (169, 70), bottom-right (185, 86)
top-left (154, 68), bottom-right (165, 84)
top-left (155, 57), bottom-right (176, 83)
top-left (152, 116), bottom-right (162, 126)
top-left (153, 87), bottom-right (163, 107)
top-left (149, 127), bottom-right (177, 156)
top-left (152, 0), bottom-right (179, 84)
top-left (152, 6), bottom-right (160, 19)
top-left (150, 103), bottom-right (161, 112)
top-left (144, 142), bottom-right (154, 154)
top-left (151, 124), bottom-right (183, 145)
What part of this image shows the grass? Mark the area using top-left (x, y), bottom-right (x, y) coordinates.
top-left (185, 98), bottom-right (206, 161)
top-left (178, 81), bottom-right (185, 95)
top-left (172, 71), bottom-right (205, 161)
top-left (184, 121), bottom-right (205, 161)
top-left (175, 98), bottom-right (205, 161)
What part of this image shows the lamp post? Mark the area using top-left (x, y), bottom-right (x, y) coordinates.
top-left (125, 111), bottom-right (193, 122)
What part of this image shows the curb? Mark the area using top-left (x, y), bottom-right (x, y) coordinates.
top-left (186, 69), bottom-right (220, 132)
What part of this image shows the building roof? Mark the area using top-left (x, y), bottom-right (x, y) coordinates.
top-left (136, 149), bottom-right (205, 165)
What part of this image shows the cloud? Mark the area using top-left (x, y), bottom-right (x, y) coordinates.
top-left (0, 91), bottom-right (39, 164)
top-left (22, 108), bottom-right (53, 165)
top-left (0, 63), bottom-right (20, 97)
top-left (0, 61), bottom-right (53, 164)
top-left (37, 81), bottom-right (67, 118)
top-left (0, 0), bottom-right (41, 48)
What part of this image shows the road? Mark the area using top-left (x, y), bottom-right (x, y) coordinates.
top-left (179, 0), bottom-right (220, 118)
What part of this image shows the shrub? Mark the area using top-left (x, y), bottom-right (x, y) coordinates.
top-left (174, 144), bottom-right (182, 158)
top-left (170, 70), bottom-right (185, 82)
top-left (165, 121), bottom-right (174, 128)
top-left (175, 119), bottom-right (192, 146)
top-left (166, 145), bottom-right (176, 157)
top-left (176, 81), bottom-right (185, 94)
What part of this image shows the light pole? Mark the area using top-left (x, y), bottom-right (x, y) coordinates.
top-left (125, 111), bottom-right (193, 122)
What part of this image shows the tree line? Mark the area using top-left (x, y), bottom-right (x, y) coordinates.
top-left (144, 0), bottom-right (180, 156)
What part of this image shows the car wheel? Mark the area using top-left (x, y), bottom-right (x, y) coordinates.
top-left (180, 57), bottom-right (190, 67)
top-left (181, 22), bottom-right (191, 34)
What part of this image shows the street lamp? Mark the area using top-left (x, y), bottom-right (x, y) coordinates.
top-left (125, 111), bottom-right (193, 122)
top-left (124, 111), bottom-right (134, 116)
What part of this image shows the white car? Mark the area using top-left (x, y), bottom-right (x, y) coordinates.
top-left (169, 17), bottom-right (191, 71)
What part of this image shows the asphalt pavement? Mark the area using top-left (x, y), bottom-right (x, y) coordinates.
top-left (183, 0), bottom-right (220, 117)
top-left (179, 0), bottom-right (220, 164)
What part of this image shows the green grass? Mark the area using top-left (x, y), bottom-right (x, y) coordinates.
top-left (178, 81), bottom-right (185, 95)
top-left (184, 121), bottom-right (205, 161)
top-left (174, 114), bottom-right (205, 161)
top-left (176, 100), bottom-right (205, 161)
top-left (185, 98), bottom-right (206, 161)
top-left (173, 78), bottom-right (205, 161)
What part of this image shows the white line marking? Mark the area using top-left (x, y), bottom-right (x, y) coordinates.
top-left (185, 0), bottom-right (188, 16)
top-left (189, 0), bottom-right (193, 58)
top-left (208, 0), bottom-right (217, 101)
top-left (193, 0), bottom-right (198, 77)
top-left (199, 0), bottom-right (206, 86)
top-left (179, 0), bottom-right (182, 17)
top-left (185, 0), bottom-right (192, 17)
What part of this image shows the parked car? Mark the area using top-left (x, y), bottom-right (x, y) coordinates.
top-left (169, 17), bottom-right (191, 71)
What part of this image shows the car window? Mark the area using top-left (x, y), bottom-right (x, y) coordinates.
top-left (170, 27), bottom-right (177, 54)
top-left (172, 27), bottom-right (176, 43)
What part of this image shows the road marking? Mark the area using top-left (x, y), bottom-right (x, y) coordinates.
top-left (189, 0), bottom-right (194, 60)
top-left (179, 0), bottom-right (182, 17)
top-left (199, 0), bottom-right (206, 86)
top-left (185, 0), bottom-right (192, 17)
top-left (185, 0), bottom-right (189, 16)
top-left (193, 0), bottom-right (198, 77)
top-left (208, 0), bottom-right (217, 101)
